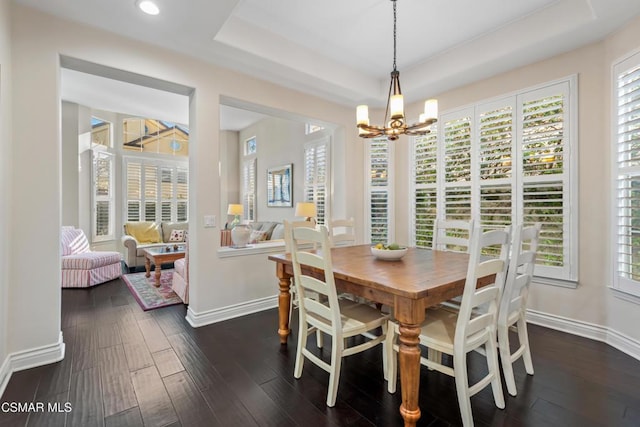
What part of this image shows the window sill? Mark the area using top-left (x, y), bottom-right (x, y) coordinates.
top-left (532, 276), bottom-right (578, 289)
top-left (609, 287), bottom-right (640, 305)
top-left (218, 240), bottom-right (286, 258)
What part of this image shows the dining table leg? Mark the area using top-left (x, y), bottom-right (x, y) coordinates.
top-left (276, 263), bottom-right (292, 344)
top-left (398, 322), bottom-right (422, 426)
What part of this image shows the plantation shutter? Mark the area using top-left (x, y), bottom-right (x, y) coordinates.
top-left (126, 162), bottom-right (142, 221)
top-left (614, 53), bottom-right (640, 296)
top-left (161, 167), bottom-right (174, 222)
top-left (144, 165), bottom-right (158, 221)
top-left (242, 158), bottom-right (256, 221)
top-left (412, 130), bottom-right (437, 247)
top-left (304, 138), bottom-right (330, 225)
top-left (518, 83), bottom-right (571, 279)
top-left (176, 168), bottom-right (188, 222)
top-left (93, 150), bottom-right (114, 241)
top-left (477, 101), bottom-right (515, 231)
top-left (367, 138), bottom-right (393, 244)
top-left (124, 158), bottom-right (189, 224)
top-left (442, 110), bottom-right (473, 221)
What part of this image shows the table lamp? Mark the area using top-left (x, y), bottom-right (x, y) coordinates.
top-left (227, 204), bottom-right (243, 228)
top-left (295, 202), bottom-right (317, 224)
top-left (227, 204), bottom-right (251, 248)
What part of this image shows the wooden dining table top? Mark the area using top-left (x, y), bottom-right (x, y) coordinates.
top-left (268, 244), bottom-right (472, 304)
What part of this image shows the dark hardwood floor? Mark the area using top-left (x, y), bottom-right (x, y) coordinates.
top-left (1, 277), bottom-right (640, 426)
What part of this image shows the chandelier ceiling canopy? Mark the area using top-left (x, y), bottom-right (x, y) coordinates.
top-left (356, 0), bottom-right (438, 141)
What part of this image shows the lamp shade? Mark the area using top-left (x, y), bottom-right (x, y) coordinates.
top-left (295, 202), bottom-right (317, 218)
top-left (227, 204), bottom-right (244, 216)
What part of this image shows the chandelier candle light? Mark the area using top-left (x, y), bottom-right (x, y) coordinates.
top-left (356, 0), bottom-right (438, 141)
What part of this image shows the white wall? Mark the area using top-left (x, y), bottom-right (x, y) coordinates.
top-left (238, 117), bottom-right (306, 223)
top-left (0, 0), bottom-right (13, 388)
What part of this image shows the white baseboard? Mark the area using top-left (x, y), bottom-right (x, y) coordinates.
top-left (0, 332), bottom-right (65, 398)
top-left (186, 295), bottom-right (278, 328)
top-left (526, 309), bottom-right (640, 361)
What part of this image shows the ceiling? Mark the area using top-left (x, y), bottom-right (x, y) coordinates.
top-left (18, 0), bottom-right (640, 125)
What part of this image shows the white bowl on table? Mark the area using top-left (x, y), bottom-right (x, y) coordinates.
top-left (371, 246), bottom-right (408, 261)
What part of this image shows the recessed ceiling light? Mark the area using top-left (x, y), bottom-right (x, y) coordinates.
top-left (137, 0), bottom-right (160, 15)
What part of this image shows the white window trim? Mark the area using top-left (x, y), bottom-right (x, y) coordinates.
top-left (611, 49), bottom-right (640, 300)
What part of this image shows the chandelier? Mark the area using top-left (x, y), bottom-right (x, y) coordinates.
top-left (356, 0), bottom-right (438, 141)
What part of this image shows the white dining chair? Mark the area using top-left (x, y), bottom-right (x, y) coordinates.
top-left (329, 217), bottom-right (356, 247)
top-left (432, 218), bottom-right (475, 253)
top-left (288, 224), bottom-right (389, 407)
top-left (386, 226), bottom-right (511, 427)
top-left (498, 223), bottom-right (541, 397)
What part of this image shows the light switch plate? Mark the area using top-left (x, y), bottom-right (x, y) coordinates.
top-left (204, 215), bottom-right (216, 228)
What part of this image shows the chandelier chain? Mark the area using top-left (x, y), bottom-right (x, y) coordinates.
top-left (392, 0), bottom-right (397, 71)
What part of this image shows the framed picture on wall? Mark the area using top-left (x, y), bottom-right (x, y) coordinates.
top-left (267, 164), bottom-right (293, 207)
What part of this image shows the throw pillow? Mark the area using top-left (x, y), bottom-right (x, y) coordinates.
top-left (169, 229), bottom-right (185, 242)
top-left (249, 230), bottom-right (268, 244)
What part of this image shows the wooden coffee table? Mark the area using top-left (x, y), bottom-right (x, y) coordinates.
top-left (143, 246), bottom-right (185, 287)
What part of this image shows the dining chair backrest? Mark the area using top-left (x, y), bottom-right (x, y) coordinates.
top-left (329, 217), bottom-right (356, 247)
top-left (456, 226), bottom-right (511, 346)
top-left (289, 225), bottom-right (342, 336)
top-left (284, 219), bottom-right (317, 253)
top-left (432, 219), bottom-right (475, 253)
top-left (499, 223), bottom-right (540, 325)
top-left (497, 223), bottom-right (541, 396)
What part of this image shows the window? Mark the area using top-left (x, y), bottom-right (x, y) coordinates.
top-left (245, 136), bottom-right (257, 155)
top-left (91, 117), bottom-right (111, 148)
top-left (366, 138), bottom-right (394, 243)
top-left (305, 123), bottom-right (325, 135)
top-left (303, 137), bottom-right (330, 225)
top-left (242, 158), bottom-right (256, 221)
top-left (411, 77), bottom-right (577, 283)
top-left (124, 158), bottom-right (188, 223)
top-left (122, 117), bottom-right (189, 156)
top-left (613, 51), bottom-right (640, 297)
top-left (92, 150), bottom-right (114, 241)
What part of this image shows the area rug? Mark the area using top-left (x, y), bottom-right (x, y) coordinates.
top-left (122, 269), bottom-right (182, 311)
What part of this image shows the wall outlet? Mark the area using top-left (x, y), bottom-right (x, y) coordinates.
top-left (204, 215), bottom-right (216, 228)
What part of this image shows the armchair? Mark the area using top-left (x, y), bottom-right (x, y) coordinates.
top-left (61, 226), bottom-right (122, 288)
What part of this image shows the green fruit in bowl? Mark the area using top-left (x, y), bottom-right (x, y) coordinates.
top-left (388, 243), bottom-right (400, 250)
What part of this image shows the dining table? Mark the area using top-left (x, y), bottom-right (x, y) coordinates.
top-left (268, 244), bottom-right (495, 427)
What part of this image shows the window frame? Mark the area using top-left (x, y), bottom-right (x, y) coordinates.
top-left (365, 137), bottom-right (395, 244)
top-left (410, 75), bottom-right (578, 285)
top-left (611, 49), bottom-right (640, 299)
top-left (122, 156), bottom-right (189, 224)
top-left (92, 148), bottom-right (115, 242)
top-left (303, 137), bottom-right (331, 226)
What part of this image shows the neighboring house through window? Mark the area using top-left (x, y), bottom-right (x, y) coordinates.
top-left (123, 117), bottom-right (189, 224)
